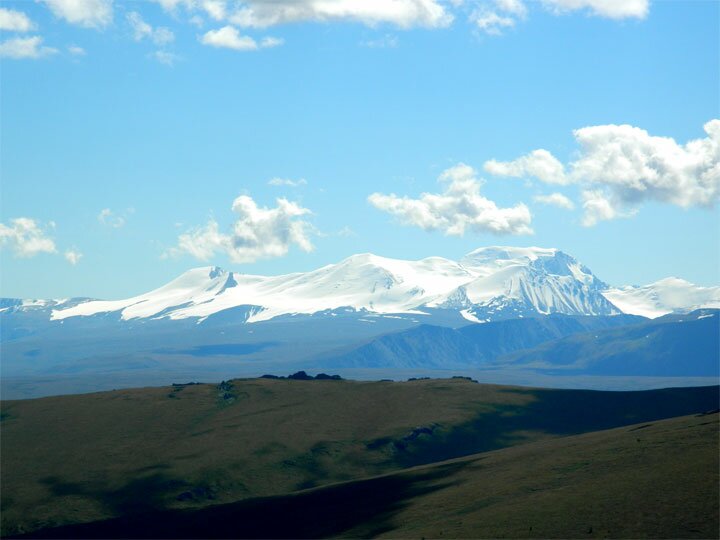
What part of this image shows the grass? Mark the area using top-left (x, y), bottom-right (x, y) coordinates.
top-left (1, 378), bottom-right (718, 537)
top-left (10, 412), bottom-right (718, 539)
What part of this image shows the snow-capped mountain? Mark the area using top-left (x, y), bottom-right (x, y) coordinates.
top-left (38, 247), bottom-right (617, 324)
top-left (437, 247), bottom-right (617, 321)
top-left (4, 247), bottom-right (717, 327)
top-left (3, 246), bottom-right (718, 398)
top-left (602, 278), bottom-right (720, 318)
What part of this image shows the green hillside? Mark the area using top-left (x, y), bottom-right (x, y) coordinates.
top-left (1, 377), bottom-right (718, 537)
top-left (12, 412), bottom-right (719, 539)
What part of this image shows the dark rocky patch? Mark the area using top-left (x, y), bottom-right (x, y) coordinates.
top-left (259, 372), bottom-right (343, 381)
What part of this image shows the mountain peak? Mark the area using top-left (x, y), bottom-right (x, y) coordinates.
top-left (339, 252), bottom-right (387, 265)
top-left (463, 246), bottom-right (561, 262)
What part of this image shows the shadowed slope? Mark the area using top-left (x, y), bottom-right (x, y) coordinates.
top-left (14, 413), bottom-right (718, 539)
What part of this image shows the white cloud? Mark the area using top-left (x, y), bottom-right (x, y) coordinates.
top-left (202, 0), bottom-right (227, 20)
top-left (68, 44), bottom-right (86, 55)
top-left (361, 34), bottom-right (399, 48)
top-left (169, 219), bottom-right (226, 260)
top-left (64, 248), bottom-right (83, 265)
top-left (473, 0), bottom-right (646, 36)
top-left (200, 26), bottom-right (255, 50)
top-left (189, 14), bottom-right (205, 26)
top-left (368, 163), bottom-right (533, 236)
top-left (227, 0), bottom-right (453, 29)
top-left (484, 149), bottom-right (568, 184)
top-left (534, 192), bottom-right (575, 210)
top-left (336, 226), bottom-right (357, 237)
top-left (0, 36), bottom-right (58, 59)
top-left (97, 208), bottom-right (127, 228)
top-left (0, 8), bottom-right (36, 31)
top-left (127, 12), bottom-right (175, 45)
top-left (41, 0), bottom-right (113, 29)
top-left (571, 120), bottom-right (720, 209)
top-left (150, 50), bottom-right (179, 65)
top-left (167, 195), bottom-right (314, 263)
top-left (153, 0), bottom-right (190, 11)
top-left (198, 26), bottom-right (283, 50)
top-left (472, 10), bottom-right (516, 35)
top-left (267, 177), bottom-right (307, 187)
top-left (542, 0), bottom-right (648, 19)
top-left (488, 120), bottom-right (720, 225)
top-left (580, 189), bottom-right (631, 226)
top-left (260, 36), bottom-right (284, 48)
top-left (471, 0), bottom-right (527, 35)
top-left (496, 0), bottom-right (527, 16)
top-left (0, 218), bottom-right (57, 258)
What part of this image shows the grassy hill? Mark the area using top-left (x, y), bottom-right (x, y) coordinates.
top-left (1, 377), bottom-right (718, 537)
top-left (11, 412), bottom-right (719, 539)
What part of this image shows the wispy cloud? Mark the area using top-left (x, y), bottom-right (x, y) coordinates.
top-left (267, 177), bottom-right (307, 188)
top-left (40, 0), bottom-right (113, 29)
top-left (361, 34), bottom-right (399, 48)
top-left (0, 8), bottom-right (36, 32)
top-left (127, 11), bottom-right (175, 45)
top-left (149, 50), bottom-right (180, 65)
top-left (485, 149), bottom-right (568, 185)
top-left (98, 208), bottom-right (132, 228)
top-left (64, 248), bottom-right (83, 265)
top-left (543, 0), bottom-right (648, 19)
top-left (534, 192), bottom-right (575, 210)
top-left (0, 36), bottom-right (58, 59)
top-left (224, 0), bottom-right (453, 29)
top-left (472, 0), bottom-right (648, 35)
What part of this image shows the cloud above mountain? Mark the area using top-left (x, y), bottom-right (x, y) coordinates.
top-left (484, 119), bottom-right (720, 225)
top-left (485, 149), bottom-right (568, 185)
top-left (369, 163), bottom-right (533, 236)
top-left (166, 194), bottom-right (314, 263)
top-left (0, 218), bottom-right (57, 257)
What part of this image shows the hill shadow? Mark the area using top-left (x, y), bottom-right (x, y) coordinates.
top-left (382, 385), bottom-right (720, 467)
top-left (14, 461), bottom-right (469, 539)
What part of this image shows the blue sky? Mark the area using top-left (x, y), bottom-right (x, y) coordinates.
top-left (1, 0), bottom-right (718, 299)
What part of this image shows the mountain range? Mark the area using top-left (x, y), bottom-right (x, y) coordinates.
top-left (2, 246), bottom-right (718, 397)
top-left (318, 310), bottom-right (719, 377)
top-left (5, 246), bottom-right (719, 324)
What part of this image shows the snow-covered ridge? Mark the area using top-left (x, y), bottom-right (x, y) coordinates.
top-left (32, 246), bottom-right (719, 323)
top-left (602, 277), bottom-right (720, 318)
